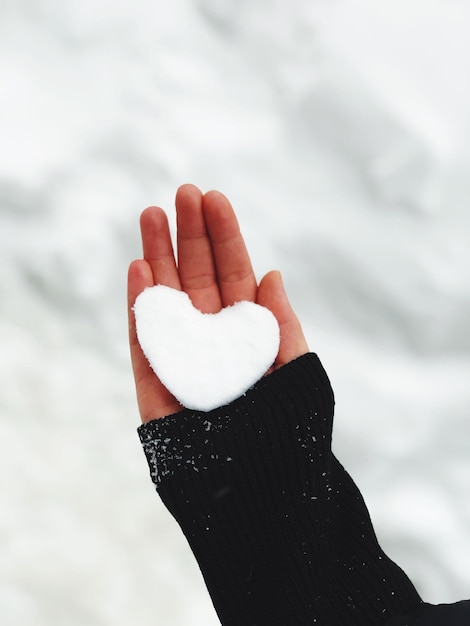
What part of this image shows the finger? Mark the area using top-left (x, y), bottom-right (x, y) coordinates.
top-left (257, 270), bottom-right (309, 369)
top-left (176, 184), bottom-right (221, 313)
top-left (140, 206), bottom-right (181, 290)
top-left (203, 190), bottom-right (257, 306)
top-left (128, 260), bottom-right (181, 422)
top-left (127, 259), bottom-right (153, 356)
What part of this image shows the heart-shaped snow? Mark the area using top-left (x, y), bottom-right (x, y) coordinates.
top-left (133, 285), bottom-right (280, 412)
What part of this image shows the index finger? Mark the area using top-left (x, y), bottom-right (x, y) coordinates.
top-left (203, 190), bottom-right (257, 306)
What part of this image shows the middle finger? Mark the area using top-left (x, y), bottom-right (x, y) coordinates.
top-left (176, 184), bottom-right (222, 313)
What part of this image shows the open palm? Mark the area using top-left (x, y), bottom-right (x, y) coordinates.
top-left (128, 184), bottom-right (308, 423)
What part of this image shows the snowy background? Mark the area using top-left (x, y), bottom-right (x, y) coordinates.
top-left (1, 0), bottom-right (470, 624)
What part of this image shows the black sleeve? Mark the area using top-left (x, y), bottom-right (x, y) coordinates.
top-left (137, 353), bottom-right (460, 625)
top-left (385, 600), bottom-right (470, 625)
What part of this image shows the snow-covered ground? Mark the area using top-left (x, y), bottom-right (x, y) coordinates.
top-left (1, 1), bottom-right (469, 624)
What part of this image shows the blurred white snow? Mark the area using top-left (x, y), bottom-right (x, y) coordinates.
top-left (1, 0), bottom-right (469, 624)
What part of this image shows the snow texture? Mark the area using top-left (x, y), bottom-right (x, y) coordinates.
top-left (1, 1), bottom-right (470, 625)
top-left (133, 285), bottom-right (280, 411)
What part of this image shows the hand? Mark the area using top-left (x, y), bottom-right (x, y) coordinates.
top-left (128, 184), bottom-right (309, 423)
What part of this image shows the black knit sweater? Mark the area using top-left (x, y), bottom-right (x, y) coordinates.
top-left (138, 353), bottom-right (469, 625)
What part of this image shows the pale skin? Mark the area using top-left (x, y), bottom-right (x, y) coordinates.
top-left (128, 184), bottom-right (309, 423)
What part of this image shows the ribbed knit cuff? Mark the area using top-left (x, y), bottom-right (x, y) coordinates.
top-left (139, 353), bottom-right (422, 626)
